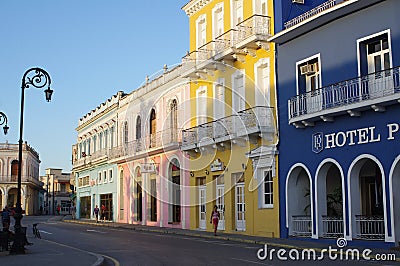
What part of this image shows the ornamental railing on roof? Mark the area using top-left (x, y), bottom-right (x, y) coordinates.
top-left (284, 0), bottom-right (337, 29)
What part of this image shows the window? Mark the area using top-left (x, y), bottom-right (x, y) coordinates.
top-left (214, 79), bottom-right (225, 119)
top-left (232, 71), bottom-right (246, 113)
top-left (254, 0), bottom-right (268, 16)
top-left (358, 31), bottom-right (392, 76)
top-left (149, 109), bottom-right (156, 148)
top-left (196, 86), bottom-right (207, 125)
top-left (231, 0), bottom-right (243, 26)
top-left (170, 99), bottom-right (178, 141)
top-left (262, 170), bottom-right (273, 207)
top-left (109, 169), bottom-right (113, 182)
top-left (296, 54), bottom-right (322, 113)
top-left (196, 15), bottom-right (207, 49)
top-left (110, 127), bottom-right (114, 148)
top-left (60, 183), bottom-right (66, 192)
top-left (136, 116), bottom-right (142, 140)
top-left (212, 3), bottom-right (224, 40)
top-left (98, 172), bottom-right (102, 184)
top-left (93, 135), bottom-right (97, 152)
top-left (104, 129), bottom-right (109, 149)
top-left (255, 58), bottom-right (270, 107)
top-left (99, 132), bottom-right (103, 150)
top-left (103, 170), bottom-right (107, 183)
top-left (123, 122), bottom-right (129, 144)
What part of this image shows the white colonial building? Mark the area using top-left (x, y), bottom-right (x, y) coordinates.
top-left (0, 141), bottom-right (43, 215)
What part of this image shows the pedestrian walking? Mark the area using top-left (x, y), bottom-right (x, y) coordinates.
top-left (101, 204), bottom-right (107, 223)
top-left (71, 205), bottom-right (76, 220)
top-left (210, 205), bottom-right (220, 236)
top-left (57, 204), bottom-right (61, 215)
top-left (1, 206), bottom-right (11, 231)
top-left (93, 205), bottom-right (100, 223)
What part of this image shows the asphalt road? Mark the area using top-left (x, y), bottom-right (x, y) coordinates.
top-left (18, 216), bottom-right (400, 266)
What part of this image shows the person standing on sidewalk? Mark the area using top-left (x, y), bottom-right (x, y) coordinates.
top-left (101, 204), bottom-right (107, 223)
top-left (210, 205), bottom-right (220, 236)
top-left (93, 205), bottom-right (100, 223)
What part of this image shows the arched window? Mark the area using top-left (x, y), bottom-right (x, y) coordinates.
top-left (149, 109), bottom-right (156, 147)
top-left (123, 121), bottom-right (129, 144)
top-left (11, 160), bottom-right (19, 177)
top-left (170, 100), bottom-right (178, 141)
top-left (136, 116), bottom-right (142, 140)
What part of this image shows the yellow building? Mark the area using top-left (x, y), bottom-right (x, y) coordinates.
top-left (181, 0), bottom-right (279, 237)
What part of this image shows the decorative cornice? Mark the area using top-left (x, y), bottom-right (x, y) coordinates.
top-left (182, 0), bottom-right (213, 16)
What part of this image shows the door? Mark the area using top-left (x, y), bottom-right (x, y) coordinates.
top-left (199, 185), bottom-right (206, 229)
top-left (367, 37), bottom-right (391, 97)
top-left (137, 181), bottom-right (142, 222)
top-left (235, 183), bottom-right (246, 231)
top-left (216, 184), bottom-right (225, 230)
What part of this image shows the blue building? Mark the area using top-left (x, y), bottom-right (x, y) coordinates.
top-left (272, 0), bottom-right (400, 246)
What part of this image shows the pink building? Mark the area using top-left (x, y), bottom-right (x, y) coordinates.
top-left (109, 65), bottom-right (190, 229)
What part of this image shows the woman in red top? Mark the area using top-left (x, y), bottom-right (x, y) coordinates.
top-left (210, 205), bottom-right (220, 236)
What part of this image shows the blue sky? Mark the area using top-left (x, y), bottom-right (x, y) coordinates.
top-left (0, 0), bottom-right (189, 175)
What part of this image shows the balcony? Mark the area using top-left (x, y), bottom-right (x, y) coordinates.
top-left (236, 15), bottom-right (271, 50)
top-left (109, 128), bottom-right (181, 162)
top-left (288, 66), bottom-right (400, 127)
top-left (182, 15), bottom-right (272, 75)
top-left (284, 0), bottom-right (337, 29)
top-left (0, 175), bottom-right (43, 187)
top-left (72, 149), bottom-right (108, 169)
top-left (181, 106), bottom-right (274, 151)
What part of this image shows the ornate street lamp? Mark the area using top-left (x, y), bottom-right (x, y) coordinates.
top-left (11, 67), bottom-right (53, 254)
top-left (0, 112), bottom-right (9, 135)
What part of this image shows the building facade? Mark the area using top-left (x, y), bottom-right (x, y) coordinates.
top-left (110, 65), bottom-right (191, 229)
top-left (272, 0), bottom-right (400, 246)
top-left (40, 168), bottom-right (73, 215)
top-left (0, 141), bottom-right (43, 215)
top-left (72, 91), bottom-right (125, 221)
top-left (181, 0), bottom-right (280, 237)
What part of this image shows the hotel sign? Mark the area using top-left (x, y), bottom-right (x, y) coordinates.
top-left (312, 123), bottom-right (400, 153)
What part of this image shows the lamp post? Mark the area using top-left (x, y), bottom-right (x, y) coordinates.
top-left (0, 112), bottom-right (9, 135)
top-left (11, 67), bottom-right (53, 254)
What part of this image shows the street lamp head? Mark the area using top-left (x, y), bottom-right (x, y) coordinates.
top-left (45, 87), bottom-right (53, 102)
top-left (3, 124), bottom-right (9, 135)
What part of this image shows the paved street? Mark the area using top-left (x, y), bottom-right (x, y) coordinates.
top-left (1, 216), bottom-right (399, 266)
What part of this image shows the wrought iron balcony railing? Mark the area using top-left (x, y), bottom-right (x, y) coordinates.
top-left (355, 215), bottom-right (385, 240)
top-left (181, 106), bottom-right (274, 149)
top-left (289, 66), bottom-right (400, 122)
top-left (284, 0), bottom-right (337, 29)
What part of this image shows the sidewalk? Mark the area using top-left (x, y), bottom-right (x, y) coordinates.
top-left (0, 216), bottom-right (103, 266)
top-left (64, 216), bottom-right (400, 261)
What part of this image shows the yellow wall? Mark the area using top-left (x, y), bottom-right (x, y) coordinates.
top-left (185, 0), bottom-right (279, 237)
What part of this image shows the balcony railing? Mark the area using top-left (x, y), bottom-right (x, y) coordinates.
top-left (322, 216), bottom-right (344, 238)
top-left (183, 14), bottom-right (271, 69)
top-left (236, 15), bottom-right (271, 44)
top-left (0, 175), bottom-right (43, 186)
top-left (355, 215), bottom-right (385, 240)
top-left (284, 0), bottom-right (337, 29)
top-left (291, 215), bottom-right (312, 237)
top-left (73, 148), bottom-right (109, 168)
top-left (181, 106), bottom-right (274, 149)
top-left (289, 66), bottom-right (400, 121)
top-left (108, 128), bottom-right (181, 160)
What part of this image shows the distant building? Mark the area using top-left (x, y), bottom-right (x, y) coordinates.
top-left (0, 141), bottom-right (43, 215)
top-left (40, 168), bottom-right (73, 215)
